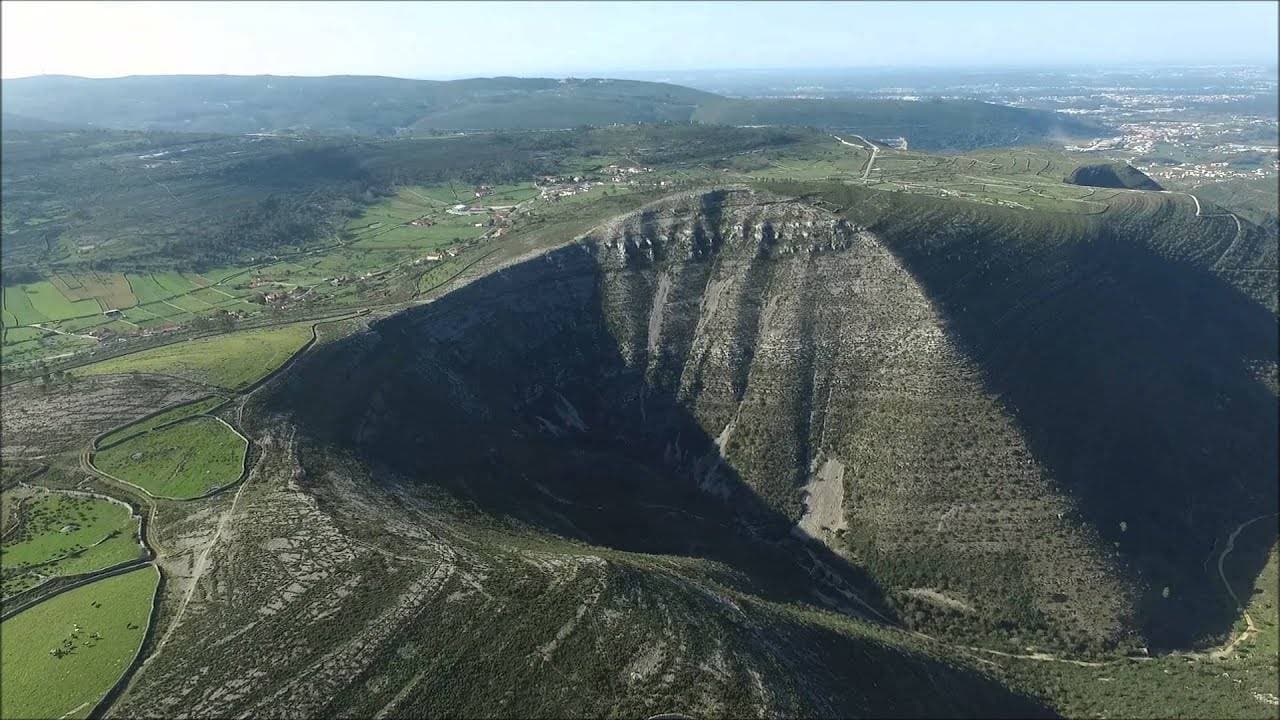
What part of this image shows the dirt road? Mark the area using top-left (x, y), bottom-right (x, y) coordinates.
top-left (833, 134), bottom-right (879, 179)
top-left (1213, 512), bottom-right (1278, 658)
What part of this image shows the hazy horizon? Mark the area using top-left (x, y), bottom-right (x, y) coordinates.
top-left (5, 60), bottom-right (1280, 84)
top-left (3, 1), bottom-right (1277, 81)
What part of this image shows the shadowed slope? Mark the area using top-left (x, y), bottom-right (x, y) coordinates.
top-left (792, 182), bottom-right (1278, 650)
top-left (245, 189), bottom-right (1056, 717)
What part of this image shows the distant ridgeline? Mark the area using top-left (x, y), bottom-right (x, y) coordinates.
top-left (1066, 162), bottom-right (1163, 191)
top-left (0, 74), bottom-right (1103, 150)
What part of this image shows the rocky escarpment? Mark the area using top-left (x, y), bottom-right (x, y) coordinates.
top-left (586, 188), bottom-right (1133, 648)
top-left (114, 183), bottom-right (1275, 718)
top-left (268, 187), bottom-right (1139, 655)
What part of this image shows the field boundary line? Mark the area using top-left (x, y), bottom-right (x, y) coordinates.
top-left (92, 395), bottom-right (230, 451)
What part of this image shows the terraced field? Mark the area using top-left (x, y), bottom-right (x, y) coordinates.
top-left (1, 566), bottom-right (159, 720)
top-left (93, 416), bottom-right (247, 499)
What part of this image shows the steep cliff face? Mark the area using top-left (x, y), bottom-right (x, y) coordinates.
top-left (270, 187), bottom-right (1144, 654)
top-left (113, 182), bottom-right (1275, 717)
top-left (222, 182), bottom-right (1278, 715)
top-left (585, 188), bottom-right (1134, 648)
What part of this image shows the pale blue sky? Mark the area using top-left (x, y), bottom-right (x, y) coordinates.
top-left (2, 1), bottom-right (1276, 80)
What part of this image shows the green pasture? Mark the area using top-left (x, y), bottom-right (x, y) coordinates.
top-left (149, 271), bottom-right (201, 296)
top-left (97, 395), bottom-right (228, 448)
top-left (4, 286), bottom-right (49, 325)
top-left (1, 566), bottom-right (159, 720)
top-left (20, 281), bottom-right (101, 321)
top-left (1, 491), bottom-right (143, 598)
top-left (74, 320), bottom-right (313, 390)
top-left (124, 274), bottom-right (174, 305)
top-left (2, 325), bottom-right (48, 343)
top-left (94, 416), bottom-right (246, 499)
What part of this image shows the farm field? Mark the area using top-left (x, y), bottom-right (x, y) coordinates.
top-left (4, 285), bottom-right (51, 325)
top-left (0, 565), bottom-right (159, 720)
top-left (19, 281), bottom-right (102, 322)
top-left (0, 491), bottom-right (143, 598)
top-left (93, 416), bottom-right (247, 499)
top-left (2, 173), bottom-right (671, 377)
top-left (74, 320), bottom-right (315, 390)
top-left (96, 395), bottom-right (228, 448)
top-left (49, 271), bottom-right (137, 310)
top-left (2, 271), bottom-right (252, 336)
top-left (0, 329), bottom-right (95, 367)
top-left (342, 183), bottom-right (509, 253)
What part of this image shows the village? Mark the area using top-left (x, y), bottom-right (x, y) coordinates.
top-left (535, 163), bottom-right (659, 200)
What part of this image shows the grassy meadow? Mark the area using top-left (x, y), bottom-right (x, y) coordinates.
top-left (93, 416), bottom-right (247, 499)
top-left (96, 395), bottom-right (228, 449)
top-left (0, 566), bottom-right (159, 720)
top-left (0, 492), bottom-right (143, 598)
top-left (75, 321), bottom-right (314, 390)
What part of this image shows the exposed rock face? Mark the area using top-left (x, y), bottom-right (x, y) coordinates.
top-left (586, 188), bottom-right (1130, 644)
top-left (271, 187), bottom-right (1130, 650)
top-left (115, 184), bottom-right (1274, 717)
top-left (1, 373), bottom-right (208, 459)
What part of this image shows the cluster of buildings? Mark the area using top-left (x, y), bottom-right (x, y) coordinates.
top-left (602, 164), bottom-right (653, 182)
top-left (1064, 117), bottom-right (1278, 184)
top-left (537, 177), bottom-right (601, 200)
top-left (536, 165), bottom-right (655, 200)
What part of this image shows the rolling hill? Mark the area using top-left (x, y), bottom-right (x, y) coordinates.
top-left (0, 74), bottom-right (1104, 149)
top-left (691, 97), bottom-right (1102, 150)
top-left (1066, 162), bottom-right (1164, 191)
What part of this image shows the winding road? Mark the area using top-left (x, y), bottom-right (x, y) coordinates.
top-left (1155, 189), bottom-right (1246, 269)
top-left (1213, 512), bottom-right (1278, 658)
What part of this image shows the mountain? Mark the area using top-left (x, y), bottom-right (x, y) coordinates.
top-left (106, 186), bottom-right (1069, 718)
top-left (1066, 162), bottom-right (1163, 191)
top-left (0, 75), bottom-right (715, 136)
top-left (263, 184), bottom-right (1273, 654)
top-left (0, 74), bottom-right (1104, 149)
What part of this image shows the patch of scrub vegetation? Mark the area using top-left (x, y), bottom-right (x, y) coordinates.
top-left (93, 416), bottom-right (247, 499)
top-left (74, 321), bottom-right (314, 390)
top-left (96, 395), bottom-right (228, 448)
top-left (996, 542), bottom-right (1279, 719)
top-left (0, 565), bottom-right (159, 720)
top-left (0, 491), bottom-right (143, 598)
